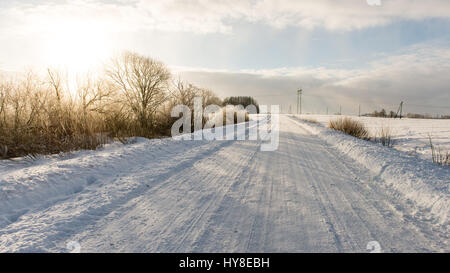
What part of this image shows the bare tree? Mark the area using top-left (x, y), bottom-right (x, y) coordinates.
top-left (77, 74), bottom-right (115, 116)
top-left (172, 79), bottom-right (222, 107)
top-left (199, 88), bottom-right (222, 106)
top-left (47, 68), bottom-right (65, 103)
top-left (106, 52), bottom-right (171, 130)
top-left (23, 71), bottom-right (47, 128)
top-left (172, 78), bottom-right (197, 108)
top-left (0, 80), bottom-right (9, 128)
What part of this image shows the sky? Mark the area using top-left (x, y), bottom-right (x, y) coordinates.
top-left (1, 0), bottom-right (450, 115)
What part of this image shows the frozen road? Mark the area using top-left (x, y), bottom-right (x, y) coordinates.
top-left (0, 116), bottom-right (448, 252)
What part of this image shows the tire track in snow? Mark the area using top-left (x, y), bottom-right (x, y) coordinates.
top-left (1, 116), bottom-right (447, 252)
top-left (287, 116), bottom-right (448, 252)
top-left (0, 139), bottom-right (236, 252)
top-left (172, 142), bottom-right (261, 252)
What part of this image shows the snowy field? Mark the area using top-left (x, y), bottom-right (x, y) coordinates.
top-left (0, 115), bottom-right (448, 252)
top-left (298, 115), bottom-right (450, 162)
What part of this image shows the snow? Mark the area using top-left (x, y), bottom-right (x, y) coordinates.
top-left (0, 115), bottom-right (448, 252)
top-left (291, 115), bottom-right (449, 226)
top-left (300, 114), bottom-right (450, 162)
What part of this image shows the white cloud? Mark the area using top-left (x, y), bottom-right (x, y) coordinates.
top-left (1, 1), bottom-right (449, 115)
top-left (175, 43), bottom-right (450, 115)
top-left (1, 0), bottom-right (450, 35)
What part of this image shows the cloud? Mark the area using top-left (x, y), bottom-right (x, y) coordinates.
top-left (174, 43), bottom-right (450, 115)
top-left (1, 0), bottom-right (450, 35)
top-left (1, 1), bottom-right (449, 115)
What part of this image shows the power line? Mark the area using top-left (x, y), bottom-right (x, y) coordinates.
top-left (252, 93), bottom-right (450, 109)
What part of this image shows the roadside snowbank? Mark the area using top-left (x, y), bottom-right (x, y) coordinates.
top-left (299, 114), bottom-right (450, 162)
top-left (0, 137), bottom-right (169, 227)
top-left (0, 119), bottom-right (264, 229)
top-left (290, 116), bottom-right (449, 226)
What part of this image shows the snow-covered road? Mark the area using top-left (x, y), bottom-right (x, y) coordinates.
top-left (0, 116), bottom-right (448, 252)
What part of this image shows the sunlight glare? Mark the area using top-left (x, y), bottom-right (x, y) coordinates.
top-left (43, 21), bottom-right (113, 73)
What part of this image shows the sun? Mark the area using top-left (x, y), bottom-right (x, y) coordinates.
top-left (43, 21), bottom-right (113, 73)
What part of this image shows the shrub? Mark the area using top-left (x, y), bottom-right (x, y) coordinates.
top-left (0, 71), bottom-right (110, 159)
top-left (0, 53), bottom-right (217, 158)
top-left (0, 52), bottom-right (247, 159)
top-left (429, 135), bottom-right (449, 167)
top-left (329, 117), bottom-right (370, 140)
top-left (374, 127), bottom-right (394, 147)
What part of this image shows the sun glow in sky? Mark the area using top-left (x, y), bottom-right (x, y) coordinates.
top-left (1, 0), bottom-right (450, 115)
top-left (42, 21), bottom-right (114, 73)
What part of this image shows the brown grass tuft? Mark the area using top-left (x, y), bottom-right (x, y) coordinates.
top-left (374, 126), bottom-right (394, 147)
top-left (429, 135), bottom-right (449, 167)
top-left (329, 117), bottom-right (370, 140)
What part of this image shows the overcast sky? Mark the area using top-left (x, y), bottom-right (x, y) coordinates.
top-left (1, 0), bottom-right (450, 115)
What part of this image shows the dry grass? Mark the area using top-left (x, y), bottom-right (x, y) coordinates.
top-left (373, 127), bottom-right (395, 148)
top-left (329, 117), bottom-right (370, 140)
top-left (429, 135), bottom-right (449, 167)
top-left (0, 71), bottom-right (111, 159)
top-left (0, 53), bottom-right (224, 159)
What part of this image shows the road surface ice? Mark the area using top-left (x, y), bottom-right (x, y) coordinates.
top-left (0, 115), bottom-right (448, 252)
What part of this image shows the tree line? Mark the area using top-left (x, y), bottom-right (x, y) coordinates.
top-left (0, 51), bottom-right (240, 159)
top-left (363, 108), bottom-right (449, 119)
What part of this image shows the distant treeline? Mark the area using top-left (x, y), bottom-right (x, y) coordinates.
top-left (363, 108), bottom-right (449, 119)
top-left (223, 96), bottom-right (260, 113)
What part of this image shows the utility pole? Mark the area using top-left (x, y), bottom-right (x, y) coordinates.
top-left (297, 88), bottom-right (302, 115)
top-left (358, 104), bottom-right (361, 117)
top-left (395, 101), bottom-right (404, 119)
